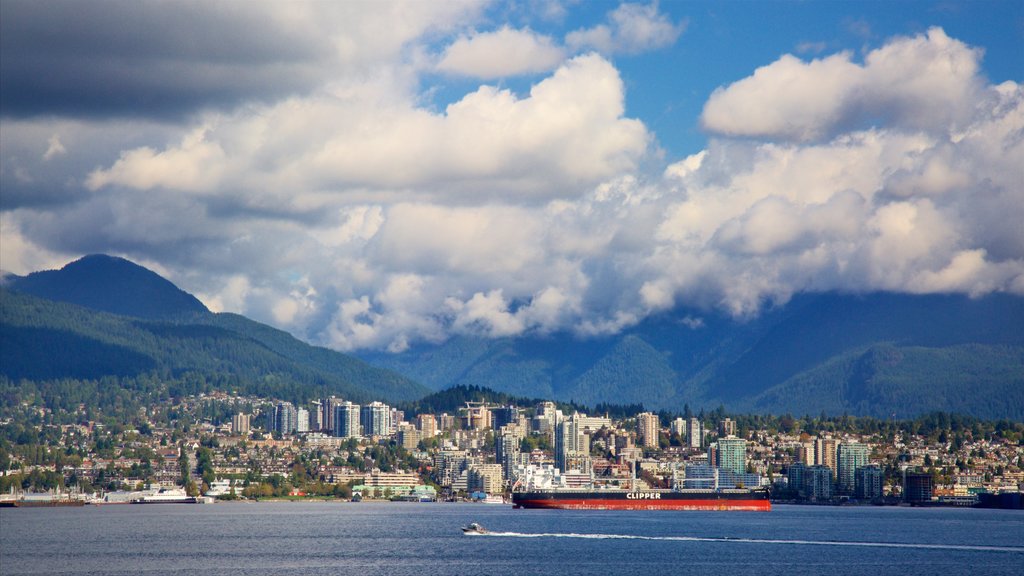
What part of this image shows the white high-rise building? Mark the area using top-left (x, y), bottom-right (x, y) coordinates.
top-left (638, 412), bottom-right (659, 448)
top-left (686, 418), bottom-right (704, 449)
top-left (333, 401), bottom-right (361, 438)
top-left (670, 417), bottom-right (686, 439)
top-left (361, 401), bottom-right (391, 437)
top-left (296, 408), bottom-right (309, 433)
top-left (556, 412), bottom-right (589, 472)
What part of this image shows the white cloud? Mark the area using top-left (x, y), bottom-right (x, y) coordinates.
top-left (701, 28), bottom-right (984, 141)
top-left (567, 2), bottom-right (684, 55)
top-left (436, 26), bottom-right (565, 78)
top-left (85, 54), bottom-right (648, 203)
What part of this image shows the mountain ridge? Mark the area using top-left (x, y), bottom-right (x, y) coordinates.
top-left (2, 256), bottom-right (428, 404)
top-left (362, 292), bottom-right (1024, 419)
top-left (4, 254), bottom-right (1023, 419)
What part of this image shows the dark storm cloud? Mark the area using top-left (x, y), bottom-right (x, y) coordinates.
top-left (0, 0), bottom-right (332, 119)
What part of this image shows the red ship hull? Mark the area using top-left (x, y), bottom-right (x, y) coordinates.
top-left (512, 490), bottom-right (771, 511)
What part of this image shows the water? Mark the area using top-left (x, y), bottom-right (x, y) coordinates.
top-left (1, 503), bottom-right (1022, 575)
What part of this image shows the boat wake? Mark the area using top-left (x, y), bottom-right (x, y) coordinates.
top-left (479, 532), bottom-right (1024, 553)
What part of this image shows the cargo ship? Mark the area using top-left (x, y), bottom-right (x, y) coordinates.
top-left (512, 487), bottom-right (770, 511)
top-left (511, 464), bottom-right (770, 511)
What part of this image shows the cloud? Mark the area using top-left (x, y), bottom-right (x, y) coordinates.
top-left (85, 54), bottom-right (649, 202)
top-left (567, 2), bottom-right (684, 55)
top-left (0, 0), bottom-right (484, 119)
top-left (701, 28), bottom-right (984, 141)
top-left (436, 26), bottom-right (566, 78)
top-left (2, 16), bottom-right (1022, 355)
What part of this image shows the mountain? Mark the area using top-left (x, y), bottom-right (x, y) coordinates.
top-left (5, 254), bottom-right (209, 320)
top-left (361, 293), bottom-right (1024, 420)
top-left (1, 256), bottom-right (428, 406)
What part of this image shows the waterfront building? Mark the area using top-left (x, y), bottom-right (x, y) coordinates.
top-left (855, 465), bottom-right (884, 500)
top-left (815, 437), bottom-right (838, 475)
top-left (361, 401), bottom-right (391, 437)
top-left (716, 436), bottom-right (747, 475)
top-left (468, 464), bottom-right (504, 494)
top-left (638, 412), bottom-right (659, 448)
top-left (686, 418), bottom-right (704, 449)
top-left (787, 462), bottom-right (807, 493)
top-left (434, 450), bottom-right (469, 488)
top-left (231, 413), bottom-right (250, 435)
top-left (333, 401), bottom-right (361, 438)
top-left (683, 463), bottom-right (760, 490)
top-left (296, 408), bottom-right (309, 433)
top-left (904, 471), bottom-right (934, 504)
top-left (837, 442), bottom-right (870, 494)
top-left (804, 465), bottom-right (833, 500)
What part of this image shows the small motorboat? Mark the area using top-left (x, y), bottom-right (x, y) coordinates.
top-left (461, 522), bottom-right (488, 535)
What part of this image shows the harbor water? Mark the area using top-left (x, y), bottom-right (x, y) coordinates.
top-left (1, 502), bottom-right (1022, 575)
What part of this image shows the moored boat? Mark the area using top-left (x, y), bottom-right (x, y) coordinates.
top-left (130, 487), bottom-right (198, 504)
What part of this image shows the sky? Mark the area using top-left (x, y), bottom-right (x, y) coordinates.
top-left (1, 0), bottom-right (1022, 353)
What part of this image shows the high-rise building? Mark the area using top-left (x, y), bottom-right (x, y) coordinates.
top-left (815, 437), bottom-right (838, 474)
top-left (333, 401), bottom-right (361, 438)
top-left (309, 401), bottom-right (323, 431)
top-left (804, 465), bottom-right (833, 500)
top-left (637, 412), bottom-right (660, 448)
top-left (670, 417), bottom-right (686, 439)
top-left (533, 402), bottom-right (559, 436)
top-left (492, 406), bottom-right (520, 431)
top-left (462, 402), bottom-right (492, 430)
top-left (322, 396), bottom-right (342, 433)
top-left (837, 442), bottom-right (870, 494)
top-left (556, 412), bottom-right (588, 472)
top-left (417, 414), bottom-right (437, 438)
top-left (231, 413), bottom-right (250, 435)
top-left (686, 418), bottom-right (704, 449)
top-left (496, 428), bottom-right (521, 483)
top-left (716, 436), bottom-right (747, 475)
top-left (787, 462), bottom-right (807, 493)
top-left (468, 464), bottom-right (504, 495)
top-left (275, 402), bottom-right (297, 435)
top-left (361, 401), bottom-right (392, 437)
top-left (296, 408), bottom-right (309, 433)
top-left (855, 465), bottom-right (884, 500)
top-left (719, 418), bottom-right (736, 437)
top-left (797, 442), bottom-right (815, 464)
top-left (397, 423), bottom-right (420, 450)
top-left (904, 471), bottom-right (934, 504)
top-left (439, 413), bottom-right (456, 431)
